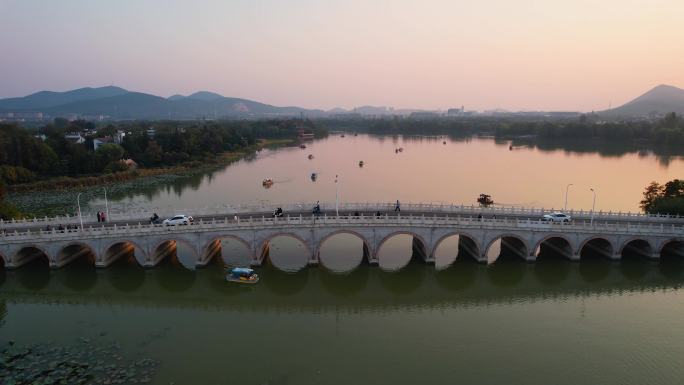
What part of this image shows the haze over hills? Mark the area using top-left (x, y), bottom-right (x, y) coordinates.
top-left (602, 84), bottom-right (684, 117)
top-left (0, 84), bottom-right (682, 121)
top-left (0, 86), bottom-right (324, 120)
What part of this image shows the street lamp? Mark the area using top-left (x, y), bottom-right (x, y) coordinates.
top-left (103, 187), bottom-right (109, 223)
top-left (77, 192), bottom-right (83, 230)
top-left (335, 174), bottom-right (340, 217)
top-left (590, 188), bottom-right (597, 226)
top-left (564, 183), bottom-right (573, 211)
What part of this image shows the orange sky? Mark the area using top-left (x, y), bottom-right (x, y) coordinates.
top-left (1, 0), bottom-right (683, 111)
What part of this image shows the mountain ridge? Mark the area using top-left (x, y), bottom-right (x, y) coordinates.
top-left (603, 84), bottom-right (684, 117)
top-left (0, 86), bottom-right (324, 119)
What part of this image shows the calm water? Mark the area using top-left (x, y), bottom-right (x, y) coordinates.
top-left (91, 134), bottom-right (684, 214)
top-left (4, 134), bottom-right (684, 384)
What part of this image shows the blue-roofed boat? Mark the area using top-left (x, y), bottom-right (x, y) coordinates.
top-left (226, 267), bottom-right (259, 284)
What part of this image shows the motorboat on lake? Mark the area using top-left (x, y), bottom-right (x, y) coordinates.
top-left (308, 154), bottom-right (314, 159)
top-left (226, 267), bottom-right (259, 284)
top-left (358, 160), bottom-right (364, 167)
top-left (262, 178), bottom-right (274, 188)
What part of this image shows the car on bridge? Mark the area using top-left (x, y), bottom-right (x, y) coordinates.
top-left (542, 212), bottom-right (572, 223)
top-left (163, 214), bottom-right (194, 226)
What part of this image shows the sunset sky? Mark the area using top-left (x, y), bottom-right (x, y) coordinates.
top-left (1, 0), bottom-right (683, 111)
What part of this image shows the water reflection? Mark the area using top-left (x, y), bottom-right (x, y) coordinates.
top-left (487, 255), bottom-right (527, 287)
top-left (377, 234), bottom-right (421, 271)
top-left (265, 235), bottom-right (310, 272)
top-left (153, 257), bottom-right (196, 292)
top-left (219, 238), bottom-right (252, 267)
top-left (56, 257), bottom-right (98, 292)
top-left (107, 256), bottom-right (147, 292)
top-left (74, 134), bottom-right (684, 218)
top-left (2, 258), bottom-right (684, 311)
top-left (434, 257), bottom-right (480, 291)
top-left (261, 268), bottom-right (309, 295)
top-left (318, 268), bottom-right (369, 296)
top-left (319, 233), bottom-right (365, 273)
top-left (377, 263), bottom-right (427, 295)
top-left (13, 257), bottom-right (51, 291)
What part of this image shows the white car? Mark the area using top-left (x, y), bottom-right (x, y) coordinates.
top-left (542, 212), bottom-right (572, 223)
top-left (163, 214), bottom-right (194, 226)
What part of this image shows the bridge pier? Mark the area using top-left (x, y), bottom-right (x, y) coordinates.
top-left (568, 253), bottom-right (581, 262)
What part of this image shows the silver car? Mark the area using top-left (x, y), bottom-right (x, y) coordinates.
top-left (163, 214), bottom-right (194, 226)
top-left (542, 212), bottom-right (572, 223)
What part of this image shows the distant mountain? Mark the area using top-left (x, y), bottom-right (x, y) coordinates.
top-left (0, 86), bottom-right (325, 119)
top-left (187, 91), bottom-right (224, 101)
top-left (0, 86), bottom-right (129, 110)
top-left (604, 84), bottom-right (684, 117)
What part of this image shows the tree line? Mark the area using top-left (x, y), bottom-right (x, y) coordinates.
top-left (324, 112), bottom-right (684, 144)
top-left (640, 179), bottom-right (684, 216)
top-left (0, 118), bottom-right (325, 185)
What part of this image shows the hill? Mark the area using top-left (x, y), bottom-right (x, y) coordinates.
top-left (0, 86), bottom-right (129, 110)
top-left (604, 84), bottom-right (684, 117)
top-left (0, 87), bottom-right (324, 119)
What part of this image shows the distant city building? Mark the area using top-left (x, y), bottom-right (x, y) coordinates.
top-left (447, 106), bottom-right (465, 116)
top-left (409, 111), bottom-right (442, 119)
top-left (93, 137), bottom-right (114, 150)
top-left (64, 132), bottom-right (85, 144)
top-left (146, 127), bottom-right (156, 138)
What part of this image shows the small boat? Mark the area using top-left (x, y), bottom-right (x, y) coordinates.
top-left (226, 267), bottom-right (259, 284)
top-left (308, 154), bottom-right (314, 159)
top-left (354, 133), bottom-right (358, 136)
top-left (300, 144), bottom-right (307, 149)
top-left (262, 178), bottom-right (274, 188)
top-left (443, 141), bottom-right (447, 145)
top-left (358, 160), bottom-right (364, 167)
top-left (311, 172), bottom-right (317, 181)
top-left (341, 134), bottom-right (345, 138)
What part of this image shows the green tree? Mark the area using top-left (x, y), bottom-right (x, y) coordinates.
top-left (142, 141), bottom-right (163, 166)
top-left (640, 181), bottom-right (663, 212)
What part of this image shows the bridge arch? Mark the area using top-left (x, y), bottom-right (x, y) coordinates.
top-left (103, 240), bottom-right (149, 267)
top-left (56, 242), bottom-right (97, 267)
top-left (431, 232), bottom-right (481, 267)
top-left (152, 237), bottom-right (199, 269)
top-left (619, 238), bottom-right (655, 260)
top-left (376, 231), bottom-right (429, 270)
top-left (317, 230), bottom-right (372, 272)
top-left (534, 235), bottom-right (574, 260)
top-left (579, 236), bottom-right (616, 260)
top-left (659, 238), bottom-right (684, 258)
top-left (201, 235), bottom-right (252, 266)
top-left (261, 232), bottom-right (312, 272)
top-left (485, 234), bottom-right (530, 264)
top-left (13, 245), bottom-right (51, 267)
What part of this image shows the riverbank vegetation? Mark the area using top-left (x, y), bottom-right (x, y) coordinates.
top-left (321, 112), bottom-right (684, 145)
top-left (640, 179), bottom-right (684, 216)
top-left (0, 118), bottom-right (325, 187)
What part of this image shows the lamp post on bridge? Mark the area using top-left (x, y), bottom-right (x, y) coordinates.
top-left (335, 174), bottom-right (339, 216)
top-left (103, 187), bottom-right (109, 223)
top-left (590, 188), bottom-right (597, 226)
top-left (564, 183), bottom-right (573, 211)
top-left (77, 192), bottom-right (84, 231)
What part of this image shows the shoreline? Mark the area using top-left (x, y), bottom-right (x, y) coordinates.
top-left (6, 138), bottom-right (295, 217)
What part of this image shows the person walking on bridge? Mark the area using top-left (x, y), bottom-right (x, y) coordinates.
top-left (395, 200), bottom-right (401, 212)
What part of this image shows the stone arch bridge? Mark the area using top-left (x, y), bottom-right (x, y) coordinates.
top-left (1, 208), bottom-right (683, 271)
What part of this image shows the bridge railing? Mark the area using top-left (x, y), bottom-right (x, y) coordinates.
top-left (2, 201), bottom-right (683, 229)
top-left (2, 212), bottom-right (683, 243)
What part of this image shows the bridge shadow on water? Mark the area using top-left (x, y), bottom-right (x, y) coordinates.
top-left (3, 246), bottom-right (684, 312)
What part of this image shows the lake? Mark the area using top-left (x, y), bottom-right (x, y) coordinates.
top-left (3, 134), bottom-right (684, 384)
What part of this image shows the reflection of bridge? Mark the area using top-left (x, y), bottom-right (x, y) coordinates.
top-left (1, 203), bottom-right (683, 270)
